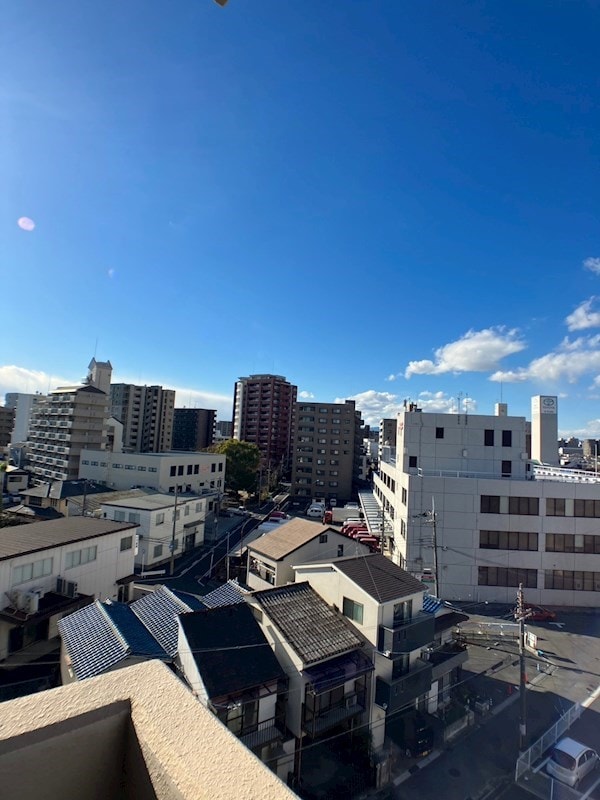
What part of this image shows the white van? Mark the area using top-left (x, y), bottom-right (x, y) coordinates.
top-left (546, 738), bottom-right (598, 787)
top-left (306, 505), bottom-right (324, 519)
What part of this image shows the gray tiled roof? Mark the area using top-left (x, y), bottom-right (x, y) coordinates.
top-left (332, 553), bottom-right (425, 603)
top-left (0, 517), bottom-right (138, 561)
top-left (252, 582), bottom-right (364, 666)
top-left (131, 586), bottom-right (204, 657)
top-left (202, 579), bottom-right (247, 608)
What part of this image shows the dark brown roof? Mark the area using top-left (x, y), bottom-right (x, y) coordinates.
top-left (332, 553), bottom-right (426, 603)
top-left (252, 582), bottom-right (364, 666)
top-left (0, 518), bottom-right (138, 561)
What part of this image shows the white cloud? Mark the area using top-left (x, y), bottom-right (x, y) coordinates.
top-left (107, 268), bottom-right (115, 279)
top-left (404, 328), bottom-right (525, 378)
top-left (335, 389), bottom-right (473, 426)
top-left (491, 335), bottom-right (600, 384)
top-left (584, 257), bottom-right (600, 275)
top-left (0, 364), bottom-right (233, 420)
top-left (385, 374), bottom-right (397, 382)
top-left (298, 390), bottom-right (314, 399)
top-left (565, 298), bottom-right (600, 331)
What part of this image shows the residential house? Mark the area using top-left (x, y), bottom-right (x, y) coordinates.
top-left (246, 517), bottom-right (369, 591)
top-left (0, 517), bottom-right (138, 660)
top-left (0, 660), bottom-right (297, 800)
top-left (177, 603), bottom-right (294, 781)
top-left (245, 582), bottom-right (374, 778)
top-left (58, 585), bottom-right (205, 683)
top-left (100, 493), bottom-right (208, 570)
top-left (293, 553), bottom-right (468, 750)
top-left (19, 478), bottom-right (113, 516)
top-left (1, 465), bottom-right (29, 497)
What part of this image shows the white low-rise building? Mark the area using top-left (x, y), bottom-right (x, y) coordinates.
top-left (0, 517), bottom-right (137, 660)
top-left (101, 493), bottom-right (208, 570)
top-left (79, 449), bottom-right (225, 495)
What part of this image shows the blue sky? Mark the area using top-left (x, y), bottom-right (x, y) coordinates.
top-left (2, 1), bottom-right (600, 434)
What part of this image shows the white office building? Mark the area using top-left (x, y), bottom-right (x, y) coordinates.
top-left (79, 450), bottom-right (225, 495)
top-left (373, 397), bottom-right (600, 607)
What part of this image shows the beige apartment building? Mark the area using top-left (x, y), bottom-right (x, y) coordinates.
top-left (290, 400), bottom-right (364, 505)
top-left (110, 383), bottom-right (175, 453)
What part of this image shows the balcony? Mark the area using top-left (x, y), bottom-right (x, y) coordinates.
top-left (378, 613), bottom-right (435, 655)
top-left (239, 716), bottom-right (286, 750)
top-left (375, 658), bottom-right (433, 713)
top-left (302, 686), bottom-right (367, 738)
top-left (424, 641), bottom-right (468, 681)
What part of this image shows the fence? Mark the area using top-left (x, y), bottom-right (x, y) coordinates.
top-left (515, 701), bottom-right (583, 782)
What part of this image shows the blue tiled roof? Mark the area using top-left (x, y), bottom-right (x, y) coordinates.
top-left (201, 579), bottom-right (246, 609)
top-left (422, 594), bottom-right (444, 614)
top-left (102, 602), bottom-right (167, 659)
top-left (171, 590), bottom-right (206, 611)
top-left (131, 586), bottom-right (201, 657)
top-left (58, 602), bottom-right (131, 680)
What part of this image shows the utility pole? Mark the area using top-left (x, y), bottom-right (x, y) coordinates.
top-left (411, 499), bottom-right (440, 597)
top-left (516, 582), bottom-right (528, 751)
top-left (169, 484), bottom-right (179, 577)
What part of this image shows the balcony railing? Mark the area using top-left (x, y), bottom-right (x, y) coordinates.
top-left (423, 641), bottom-right (468, 681)
top-left (378, 613), bottom-right (435, 655)
top-left (239, 716), bottom-right (286, 750)
top-left (375, 658), bottom-right (432, 714)
top-left (302, 687), bottom-right (367, 738)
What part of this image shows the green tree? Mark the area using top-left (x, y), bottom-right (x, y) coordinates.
top-left (212, 440), bottom-right (261, 496)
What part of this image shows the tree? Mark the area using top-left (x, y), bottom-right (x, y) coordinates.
top-left (211, 440), bottom-right (261, 496)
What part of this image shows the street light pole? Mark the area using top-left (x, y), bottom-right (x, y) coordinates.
top-left (516, 582), bottom-right (528, 751)
top-left (169, 483), bottom-right (179, 577)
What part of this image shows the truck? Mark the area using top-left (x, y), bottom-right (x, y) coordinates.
top-left (330, 507), bottom-right (363, 525)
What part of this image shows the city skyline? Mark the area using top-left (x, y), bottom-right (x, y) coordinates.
top-left (3, 3), bottom-right (600, 435)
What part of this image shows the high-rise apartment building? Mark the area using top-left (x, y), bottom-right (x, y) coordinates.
top-left (110, 384), bottom-right (175, 453)
top-left (173, 408), bottom-right (216, 451)
top-left (0, 406), bottom-right (15, 448)
top-left (232, 375), bottom-right (297, 469)
top-left (27, 360), bottom-right (112, 482)
top-left (215, 420), bottom-right (233, 439)
top-left (5, 393), bottom-right (43, 443)
top-left (290, 399), bottom-right (364, 504)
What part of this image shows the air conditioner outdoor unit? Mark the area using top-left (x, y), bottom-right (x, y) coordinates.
top-left (23, 592), bottom-right (39, 614)
top-left (345, 695), bottom-right (357, 709)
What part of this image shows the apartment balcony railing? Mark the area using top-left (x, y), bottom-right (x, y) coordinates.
top-left (377, 613), bottom-right (435, 656)
top-left (423, 640), bottom-right (468, 681)
top-left (301, 687), bottom-right (367, 738)
top-left (239, 716), bottom-right (286, 750)
top-left (375, 658), bottom-right (432, 714)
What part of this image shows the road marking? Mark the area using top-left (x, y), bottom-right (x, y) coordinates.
top-left (579, 772), bottom-right (600, 800)
top-left (532, 756), bottom-right (550, 774)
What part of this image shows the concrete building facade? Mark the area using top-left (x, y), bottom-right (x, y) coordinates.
top-left (373, 400), bottom-right (600, 606)
top-left (172, 408), bottom-right (216, 451)
top-left (79, 450), bottom-right (225, 495)
top-left (110, 384), bottom-right (175, 453)
top-left (289, 400), bottom-right (364, 504)
top-left (5, 393), bottom-right (43, 443)
top-left (27, 361), bottom-right (112, 482)
top-left (233, 375), bottom-right (297, 471)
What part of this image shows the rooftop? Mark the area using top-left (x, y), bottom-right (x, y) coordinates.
top-left (0, 660), bottom-right (296, 800)
top-left (201, 579), bottom-right (247, 608)
top-left (328, 553), bottom-right (426, 603)
top-left (252, 582), bottom-right (364, 666)
top-left (22, 479), bottom-right (113, 500)
top-left (179, 604), bottom-right (286, 699)
top-left (131, 586), bottom-right (205, 657)
top-left (0, 517), bottom-right (138, 561)
top-left (248, 518), bottom-right (334, 561)
top-left (101, 493), bottom-right (202, 511)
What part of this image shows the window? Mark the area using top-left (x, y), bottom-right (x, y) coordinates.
top-left (187, 465), bottom-right (193, 475)
top-left (319, 533), bottom-right (328, 544)
top-left (401, 487), bottom-right (407, 505)
top-left (501, 460), bottom-right (512, 477)
top-left (148, 467), bottom-right (158, 473)
top-left (125, 464), bottom-right (135, 470)
top-left (337, 545), bottom-right (344, 557)
top-left (436, 427), bottom-right (444, 439)
top-left (184, 505), bottom-right (190, 516)
top-left (172, 510), bottom-right (180, 521)
top-left (478, 566), bottom-right (537, 588)
top-left (330, 460), bottom-right (339, 466)
top-left (574, 499), bottom-right (600, 518)
top-left (318, 428), bottom-right (327, 434)
top-left (508, 496), bottom-right (539, 515)
top-left (546, 498), bottom-right (566, 516)
top-left (484, 429), bottom-right (494, 446)
top-left (408, 456), bottom-right (417, 469)
top-left (13, 557), bottom-right (53, 585)
top-left (545, 570), bottom-right (600, 591)
top-left (480, 495), bottom-right (501, 514)
top-left (114, 510), bottom-right (125, 522)
top-left (128, 512), bottom-right (140, 524)
top-left (178, 465), bottom-right (184, 476)
top-left (393, 599), bottom-right (412, 622)
top-left (218, 463), bottom-right (223, 472)
top-left (156, 512), bottom-right (165, 525)
top-left (480, 530), bottom-right (538, 551)
top-left (211, 463), bottom-right (216, 472)
top-left (196, 502), bottom-right (202, 512)
top-left (120, 536), bottom-right (133, 551)
top-left (342, 597), bottom-right (364, 624)
top-left (329, 481), bottom-right (338, 487)
top-left (546, 534), bottom-right (600, 554)
top-left (170, 466), bottom-right (176, 477)
top-left (153, 544), bottom-right (163, 558)
top-left (65, 546), bottom-right (97, 570)
top-left (113, 463), bottom-right (122, 469)
top-left (91, 461), bottom-right (99, 466)
top-left (502, 430), bottom-right (512, 447)
top-left (137, 466), bottom-right (147, 472)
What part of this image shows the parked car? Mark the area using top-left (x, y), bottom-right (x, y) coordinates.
top-left (525, 605), bottom-right (556, 622)
top-left (269, 511), bottom-right (287, 520)
top-left (546, 738), bottom-right (598, 787)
